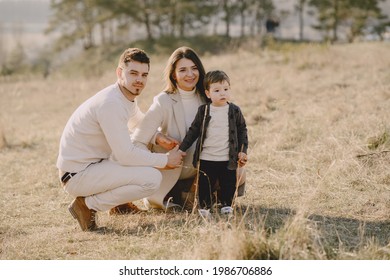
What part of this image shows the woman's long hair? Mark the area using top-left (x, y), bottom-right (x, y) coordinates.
top-left (163, 46), bottom-right (206, 100)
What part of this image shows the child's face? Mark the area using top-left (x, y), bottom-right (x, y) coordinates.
top-left (205, 80), bottom-right (230, 107)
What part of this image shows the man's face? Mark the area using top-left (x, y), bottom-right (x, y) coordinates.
top-left (117, 61), bottom-right (149, 100)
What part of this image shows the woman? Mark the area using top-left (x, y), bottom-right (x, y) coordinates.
top-left (132, 46), bottom-right (245, 209)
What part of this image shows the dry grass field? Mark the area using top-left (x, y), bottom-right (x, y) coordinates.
top-left (0, 42), bottom-right (389, 260)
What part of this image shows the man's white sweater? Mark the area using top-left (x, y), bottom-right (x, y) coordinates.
top-left (57, 83), bottom-right (167, 173)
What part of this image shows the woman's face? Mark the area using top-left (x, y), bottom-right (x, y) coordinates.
top-left (173, 58), bottom-right (199, 91)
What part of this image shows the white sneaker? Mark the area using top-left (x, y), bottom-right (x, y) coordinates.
top-left (198, 209), bottom-right (211, 218)
top-left (220, 206), bottom-right (233, 215)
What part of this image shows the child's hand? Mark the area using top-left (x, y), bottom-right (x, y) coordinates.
top-left (238, 152), bottom-right (248, 167)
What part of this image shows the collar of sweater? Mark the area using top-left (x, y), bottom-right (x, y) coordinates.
top-left (210, 103), bottom-right (229, 111)
top-left (177, 87), bottom-right (196, 99)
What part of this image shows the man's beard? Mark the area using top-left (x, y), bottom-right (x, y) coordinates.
top-left (122, 83), bottom-right (142, 97)
top-left (131, 87), bottom-right (141, 96)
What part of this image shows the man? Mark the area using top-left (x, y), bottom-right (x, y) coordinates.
top-left (57, 48), bottom-right (184, 231)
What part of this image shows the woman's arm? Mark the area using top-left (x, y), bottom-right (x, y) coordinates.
top-left (132, 95), bottom-right (165, 149)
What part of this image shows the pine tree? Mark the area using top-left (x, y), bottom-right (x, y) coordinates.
top-left (295, 0), bottom-right (307, 41)
top-left (309, 0), bottom-right (388, 42)
top-left (308, 0), bottom-right (350, 42)
top-left (46, 0), bottom-right (104, 51)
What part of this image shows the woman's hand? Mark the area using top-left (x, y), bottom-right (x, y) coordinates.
top-left (156, 133), bottom-right (180, 150)
top-left (238, 152), bottom-right (248, 167)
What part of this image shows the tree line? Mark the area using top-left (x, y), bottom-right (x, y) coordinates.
top-left (46, 0), bottom-right (390, 51)
top-left (1, 0), bottom-right (389, 77)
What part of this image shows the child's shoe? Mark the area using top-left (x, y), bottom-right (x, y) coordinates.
top-left (220, 206), bottom-right (233, 215)
top-left (198, 208), bottom-right (211, 218)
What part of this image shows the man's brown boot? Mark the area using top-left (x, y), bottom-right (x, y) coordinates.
top-left (68, 197), bottom-right (97, 231)
top-left (109, 202), bottom-right (144, 215)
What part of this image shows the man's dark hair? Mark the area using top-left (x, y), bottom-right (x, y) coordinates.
top-left (118, 48), bottom-right (150, 69)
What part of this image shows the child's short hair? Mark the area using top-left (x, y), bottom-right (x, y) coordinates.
top-left (203, 70), bottom-right (230, 90)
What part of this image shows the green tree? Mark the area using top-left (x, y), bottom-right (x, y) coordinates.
top-left (94, 0), bottom-right (117, 45)
top-left (346, 0), bottom-right (388, 42)
top-left (309, 0), bottom-right (387, 42)
top-left (295, 0), bottom-right (307, 41)
top-left (249, 0), bottom-right (275, 36)
top-left (308, 0), bottom-right (350, 42)
top-left (238, 0), bottom-right (253, 37)
top-left (5, 42), bottom-right (26, 75)
top-left (221, 0), bottom-right (239, 38)
top-left (155, 0), bottom-right (214, 37)
top-left (46, 0), bottom-right (105, 50)
top-left (2, 22), bottom-right (27, 75)
top-left (372, 15), bottom-right (390, 41)
top-left (96, 0), bottom-right (159, 41)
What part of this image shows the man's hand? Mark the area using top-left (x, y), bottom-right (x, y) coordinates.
top-left (238, 152), bottom-right (248, 167)
top-left (165, 145), bottom-right (186, 169)
top-left (156, 133), bottom-right (180, 150)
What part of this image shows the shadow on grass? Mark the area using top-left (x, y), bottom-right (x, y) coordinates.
top-left (92, 210), bottom-right (191, 236)
top-left (239, 205), bottom-right (390, 251)
top-left (91, 204), bottom-right (390, 257)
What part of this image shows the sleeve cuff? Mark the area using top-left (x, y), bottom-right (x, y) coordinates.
top-left (155, 154), bottom-right (168, 168)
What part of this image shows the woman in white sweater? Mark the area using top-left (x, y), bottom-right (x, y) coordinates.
top-left (132, 46), bottom-right (209, 209)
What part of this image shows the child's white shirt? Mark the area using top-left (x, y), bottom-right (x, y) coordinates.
top-left (200, 104), bottom-right (229, 161)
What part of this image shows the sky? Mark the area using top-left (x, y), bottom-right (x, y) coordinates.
top-left (0, 0), bottom-right (50, 29)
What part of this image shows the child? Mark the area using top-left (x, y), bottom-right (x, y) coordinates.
top-left (179, 70), bottom-right (248, 216)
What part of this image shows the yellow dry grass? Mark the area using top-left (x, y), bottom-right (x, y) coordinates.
top-left (0, 42), bottom-right (389, 260)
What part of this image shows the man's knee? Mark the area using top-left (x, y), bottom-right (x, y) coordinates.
top-left (144, 168), bottom-right (162, 192)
